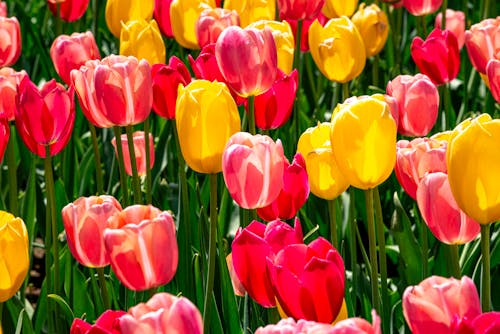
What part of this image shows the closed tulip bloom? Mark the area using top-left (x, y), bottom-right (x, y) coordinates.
top-left (0, 17), bottom-right (21, 67)
top-left (277, 0), bottom-right (325, 21)
top-left (322, 0), bottom-right (358, 18)
top-left (120, 19), bottom-right (166, 65)
top-left (331, 96), bottom-right (396, 190)
top-left (226, 253), bottom-right (246, 296)
top-left (232, 219), bottom-right (304, 307)
top-left (487, 59), bottom-right (500, 103)
top-left (151, 57), bottom-right (191, 120)
top-left (104, 205), bottom-right (178, 291)
top-left (286, 12), bottom-right (329, 52)
top-left (223, 0), bottom-right (275, 27)
top-left (70, 310), bottom-right (126, 334)
top-left (0, 67), bottom-right (27, 121)
top-left (196, 8), bottom-right (240, 48)
top-left (15, 77), bottom-right (75, 158)
top-left (0, 211), bottom-right (29, 302)
top-left (386, 74), bottom-right (439, 136)
top-left (119, 292), bottom-right (203, 334)
top-left (216, 26), bottom-right (278, 97)
top-left (105, 0), bottom-right (154, 38)
top-left (153, 0), bottom-right (173, 37)
top-left (403, 276), bottom-right (481, 333)
top-left (435, 9), bottom-right (465, 49)
top-left (402, 0), bottom-right (443, 16)
top-left (111, 131), bottom-right (155, 177)
top-left (0, 118), bottom-right (8, 163)
top-left (62, 195), bottom-right (122, 268)
top-left (71, 55), bottom-right (152, 128)
top-left (411, 28), bottom-right (460, 85)
top-left (464, 17), bottom-right (500, 75)
top-left (352, 4), bottom-right (389, 57)
top-left (170, 0), bottom-right (215, 49)
top-left (48, 0), bottom-right (90, 22)
top-left (395, 138), bottom-right (447, 200)
top-left (176, 80), bottom-right (240, 174)
top-left (309, 17), bottom-right (366, 83)
top-left (472, 312), bottom-right (500, 334)
top-left (50, 31), bottom-right (101, 86)
top-left (222, 132), bottom-right (285, 209)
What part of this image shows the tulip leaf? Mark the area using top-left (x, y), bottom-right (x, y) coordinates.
top-left (47, 294), bottom-right (74, 327)
top-left (72, 266), bottom-right (97, 321)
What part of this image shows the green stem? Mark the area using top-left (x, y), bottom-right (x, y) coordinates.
top-left (374, 187), bottom-right (388, 333)
top-left (440, 0), bottom-right (448, 30)
top-left (0, 302), bottom-right (2, 330)
top-left (443, 83), bottom-right (454, 131)
top-left (44, 147), bottom-right (59, 296)
top-left (482, 0), bottom-right (490, 19)
top-left (448, 244), bottom-right (461, 278)
top-left (414, 204), bottom-right (429, 277)
top-left (147, 287), bottom-right (157, 300)
top-left (480, 224), bottom-right (491, 311)
top-left (292, 19), bottom-right (303, 150)
top-left (89, 123), bottom-right (104, 194)
top-left (419, 15), bottom-right (427, 37)
top-left (348, 188), bottom-right (357, 314)
top-left (6, 126), bottom-right (18, 216)
top-left (144, 118), bottom-right (152, 204)
top-left (342, 82), bottom-right (350, 101)
top-left (248, 95), bottom-right (256, 135)
top-left (328, 199), bottom-right (338, 249)
top-left (113, 127), bottom-right (129, 205)
top-left (92, 0), bottom-right (99, 44)
top-left (243, 293), bottom-right (249, 334)
top-left (126, 126), bottom-right (142, 204)
top-left (372, 55), bottom-right (380, 88)
top-left (364, 188), bottom-right (380, 315)
top-left (96, 267), bottom-right (111, 310)
top-left (89, 268), bottom-right (104, 313)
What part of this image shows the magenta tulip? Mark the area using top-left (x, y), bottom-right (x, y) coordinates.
top-left (226, 253), bottom-right (246, 296)
top-left (196, 8), bottom-right (240, 48)
top-left (277, 0), bottom-right (325, 21)
top-left (0, 17), bottom-right (21, 67)
top-left (402, 0), bottom-right (443, 16)
top-left (472, 312), bottom-right (500, 334)
top-left (70, 310), bottom-right (126, 334)
top-left (435, 9), bottom-right (465, 49)
top-left (0, 117), bottom-right (8, 163)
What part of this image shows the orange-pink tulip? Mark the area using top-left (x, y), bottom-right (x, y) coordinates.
top-left (464, 17), bottom-right (500, 75)
top-left (487, 59), bottom-right (500, 103)
top-left (402, 0), bottom-right (442, 16)
top-left (196, 8), bottom-right (240, 48)
top-left (48, 0), bottom-right (90, 22)
top-left (0, 118), bottom-right (8, 163)
top-left (331, 310), bottom-right (381, 334)
top-left (0, 17), bottom-right (21, 67)
top-left (0, 67), bottom-right (27, 121)
top-left (435, 9), bottom-right (465, 49)
top-left (111, 131), bottom-right (155, 177)
top-left (0, 2), bottom-right (6, 16)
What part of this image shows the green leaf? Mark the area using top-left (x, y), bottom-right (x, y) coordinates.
top-left (47, 294), bottom-right (74, 327)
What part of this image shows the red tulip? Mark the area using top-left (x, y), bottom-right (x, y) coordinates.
top-left (15, 77), bottom-right (75, 158)
top-left (62, 195), bottom-right (122, 268)
top-left (48, 0), bottom-right (90, 22)
top-left (402, 0), bottom-right (443, 16)
top-left (277, 0), bottom-right (325, 21)
top-left (119, 292), bottom-right (203, 334)
top-left (151, 56), bottom-right (191, 120)
top-left (50, 31), bottom-right (100, 86)
top-left (0, 67), bottom-right (27, 121)
top-left (0, 2), bottom-right (6, 16)
top-left (464, 17), bottom-right (500, 75)
top-left (196, 8), bottom-right (240, 48)
top-left (257, 153), bottom-right (309, 221)
top-left (111, 131), bottom-right (155, 176)
top-left (386, 73), bottom-right (439, 136)
top-left (222, 132), bottom-right (285, 209)
top-left (0, 117), bottom-right (8, 163)
top-left (472, 312), bottom-right (500, 334)
top-left (154, 0), bottom-right (174, 38)
top-left (435, 9), bottom-right (465, 49)
top-left (411, 28), bottom-right (460, 85)
top-left (403, 276), bottom-right (481, 334)
top-left (215, 26), bottom-right (277, 97)
top-left (267, 237), bottom-right (345, 323)
top-left (70, 310), bottom-right (126, 334)
top-left (71, 55), bottom-right (152, 128)
top-left (232, 218), bottom-right (303, 307)
top-left (395, 137), bottom-right (448, 200)
top-left (0, 17), bottom-right (21, 67)
top-left (487, 59), bottom-right (500, 103)
top-left (286, 12), bottom-right (328, 52)
top-left (104, 205), bottom-right (178, 291)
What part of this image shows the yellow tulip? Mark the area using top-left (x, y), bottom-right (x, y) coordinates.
top-left (330, 96), bottom-right (396, 190)
top-left (120, 19), bottom-right (166, 65)
top-left (322, 0), bottom-right (359, 18)
top-left (447, 114), bottom-right (500, 224)
top-left (351, 3), bottom-right (389, 57)
top-left (247, 20), bottom-right (295, 74)
top-left (224, 0), bottom-right (275, 28)
top-left (170, 0), bottom-right (215, 49)
top-left (297, 122), bottom-right (349, 200)
top-left (309, 17), bottom-right (366, 83)
top-left (176, 80), bottom-right (241, 174)
top-left (105, 0), bottom-right (154, 38)
top-left (0, 211), bottom-right (29, 302)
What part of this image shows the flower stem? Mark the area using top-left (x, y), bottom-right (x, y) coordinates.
top-left (482, 0), bottom-right (490, 19)
top-left (447, 244), bottom-right (461, 278)
top-left (348, 188), bottom-right (358, 313)
top-left (113, 127), bottom-right (129, 205)
top-left (126, 126), bottom-right (142, 204)
top-left (374, 187), bottom-right (388, 332)
top-left (480, 224), bottom-right (491, 311)
top-left (328, 199), bottom-right (338, 249)
top-left (372, 55), bottom-right (380, 88)
top-left (144, 118), bottom-right (152, 204)
top-left (243, 293), bottom-right (249, 334)
top-left (44, 146), bottom-right (59, 296)
top-left (292, 19), bottom-right (303, 150)
top-left (96, 267), bottom-right (110, 310)
top-left (6, 126), bottom-right (18, 216)
top-left (441, 0), bottom-right (448, 30)
top-left (89, 268), bottom-right (103, 313)
top-left (88, 123), bottom-right (104, 194)
top-left (342, 82), bottom-right (350, 101)
top-left (248, 95), bottom-right (256, 135)
top-left (364, 188), bottom-right (380, 315)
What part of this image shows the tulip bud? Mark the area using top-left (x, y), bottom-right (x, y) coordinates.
top-left (48, 0), bottom-right (90, 22)
top-left (487, 59), bottom-right (500, 103)
top-left (120, 19), bottom-right (166, 65)
top-left (196, 8), bottom-right (240, 49)
top-left (0, 67), bottom-right (27, 121)
top-left (223, 0), bottom-right (276, 27)
top-left (276, 0), bottom-right (325, 21)
top-left (352, 3), bottom-right (389, 58)
top-left (464, 17), bottom-right (500, 75)
top-left (105, 0), bottom-right (154, 38)
top-left (322, 0), bottom-right (358, 18)
top-left (153, 0), bottom-right (173, 37)
top-left (170, 0), bottom-right (215, 49)
top-left (70, 310), bottom-right (126, 334)
top-left (0, 17), bottom-right (21, 67)
top-left (402, 0), bottom-right (443, 16)
top-left (435, 9), bottom-right (465, 49)
top-left (111, 131), bottom-right (155, 177)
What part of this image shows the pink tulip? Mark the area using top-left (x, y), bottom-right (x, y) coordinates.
top-left (0, 17), bottom-right (21, 67)
top-left (277, 0), bottom-right (325, 21)
top-left (487, 59), bottom-right (500, 103)
top-left (395, 137), bottom-right (447, 200)
top-left (70, 310), bottom-right (126, 334)
top-left (222, 132), bottom-right (285, 209)
top-left (255, 318), bottom-right (334, 333)
top-left (104, 205), bottom-right (178, 291)
top-left (386, 73), bottom-right (439, 136)
top-left (215, 26), bottom-right (277, 97)
top-left (62, 195), bottom-right (122, 268)
top-left (435, 9), bottom-right (465, 49)
top-left (464, 17), bottom-right (500, 75)
top-left (231, 218), bottom-right (303, 307)
top-left (111, 131), bottom-right (155, 177)
top-left (402, 0), bottom-right (443, 16)
top-left (0, 2), bottom-right (7, 16)
top-left (119, 292), bottom-right (203, 334)
top-left (71, 55), bottom-right (152, 128)
top-left (226, 253), bottom-right (246, 296)
top-left (196, 8), bottom-right (240, 48)
top-left (154, 0), bottom-right (174, 38)
top-left (472, 312), bottom-right (500, 334)
top-left (50, 31), bottom-right (101, 86)
top-left (0, 67), bottom-right (27, 121)
top-left (403, 276), bottom-right (481, 334)
top-left (286, 12), bottom-right (328, 52)
top-left (48, 0), bottom-right (90, 22)
top-left (0, 117), bottom-right (8, 163)
top-left (257, 153), bottom-right (309, 221)
top-left (331, 310), bottom-right (381, 334)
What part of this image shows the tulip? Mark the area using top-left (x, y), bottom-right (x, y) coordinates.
top-left (50, 31), bottom-right (101, 86)
top-left (216, 26), bottom-right (278, 97)
top-left (176, 80), bottom-right (241, 174)
top-left (15, 77), bottom-right (75, 158)
top-left (62, 195), bottom-right (122, 268)
top-left (222, 132), bottom-right (285, 209)
top-left (71, 55), bottom-right (152, 128)
top-left (276, 0), bottom-right (325, 21)
top-left (257, 153), bottom-right (309, 221)
top-left (153, 0), bottom-right (173, 37)
top-left (487, 59), bottom-right (500, 103)
top-left (226, 253), bottom-right (246, 296)
top-left (309, 17), bottom-right (366, 83)
top-left (435, 9), bottom-right (465, 49)
top-left (472, 312), bottom-right (500, 334)
top-left (0, 67), bottom-right (27, 121)
top-left (331, 310), bottom-right (381, 334)
top-left (268, 237), bottom-right (345, 323)
top-left (119, 292), bottom-right (203, 334)
top-left (0, 17), bottom-right (21, 67)
top-left (351, 4), bottom-right (389, 58)
top-left (0, 118), bottom-right (8, 163)
top-left (255, 318), bottom-right (334, 333)
top-left (120, 19), bottom-right (166, 65)
top-left (170, 0), bottom-right (215, 49)
top-left (411, 28), bottom-right (460, 85)
top-left (70, 310), bottom-right (126, 334)
top-left (223, 0), bottom-right (275, 27)
top-left (105, 0), bottom-right (154, 38)
top-left (151, 57), bottom-right (191, 120)
top-left (196, 8), bottom-right (240, 48)
top-left (386, 73), bottom-right (439, 136)
top-left (403, 276), bottom-right (481, 333)
top-left (48, 0), bottom-right (90, 22)
top-left (286, 12), bottom-right (329, 52)
top-left (394, 138), bottom-right (447, 200)
top-left (402, 0), bottom-right (443, 16)
top-left (0, 211), bottom-right (29, 302)
top-left (0, 2), bottom-right (6, 16)
top-left (111, 131), bottom-right (155, 176)
top-left (232, 218), bottom-right (303, 307)
top-left (104, 205), bottom-right (178, 291)
top-left (331, 96), bottom-right (396, 190)
top-left (322, 0), bottom-right (358, 18)
top-left (464, 17), bottom-right (500, 75)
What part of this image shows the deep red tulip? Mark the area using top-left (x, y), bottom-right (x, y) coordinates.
top-left (196, 8), bottom-right (240, 48)
top-left (0, 17), bottom-right (21, 67)
top-left (286, 12), bottom-right (328, 52)
top-left (472, 312), bottom-right (500, 334)
top-left (268, 237), bottom-right (345, 323)
top-left (0, 2), bottom-right (7, 16)
top-left (0, 67), bottom-right (27, 121)
top-left (71, 55), bottom-right (152, 128)
top-left (111, 131), bottom-right (155, 176)
top-left (62, 195), bottom-right (122, 268)
top-left (151, 56), bottom-right (191, 120)
top-left (15, 77), bottom-right (75, 158)
top-left (435, 9), bottom-right (465, 49)
top-left (154, 0), bottom-right (174, 38)
top-left (411, 28), bottom-right (460, 85)
top-left (50, 31), bottom-right (101, 86)
top-left (464, 17), bottom-right (500, 75)
top-left (487, 59), bottom-right (500, 103)
top-left (402, 0), bottom-right (443, 16)
top-left (0, 117), bottom-right (8, 163)
top-left (232, 218), bottom-right (303, 307)
top-left (48, 0), bottom-right (90, 22)
top-left (277, 0), bottom-right (325, 21)
top-left (70, 310), bottom-right (126, 334)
